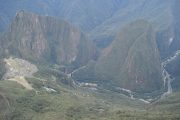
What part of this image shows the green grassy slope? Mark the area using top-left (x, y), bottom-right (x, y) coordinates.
top-left (150, 92), bottom-right (180, 115)
top-left (0, 59), bottom-right (179, 120)
top-left (0, 78), bottom-right (179, 120)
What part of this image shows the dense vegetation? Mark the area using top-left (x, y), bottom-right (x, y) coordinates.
top-left (0, 69), bottom-right (180, 120)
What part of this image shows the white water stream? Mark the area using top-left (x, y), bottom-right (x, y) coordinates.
top-left (161, 50), bottom-right (180, 97)
top-left (116, 87), bottom-right (150, 103)
top-left (66, 50), bottom-right (180, 103)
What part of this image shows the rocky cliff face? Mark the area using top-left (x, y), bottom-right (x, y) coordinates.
top-left (95, 20), bottom-right (163, 93)
top-left (0, 11), bottom-right (97, 67)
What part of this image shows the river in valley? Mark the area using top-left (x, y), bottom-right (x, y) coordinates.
top-left (161, 50), bottom-right (180, 97)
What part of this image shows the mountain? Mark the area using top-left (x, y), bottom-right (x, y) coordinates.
top-left (0, 0), bottom-right (124, 32)
top-left (72, 20), bottom-right (163, 94)
top-left (0, 11), bottom-right (97, 68)
top-left (1, 0), bottom-right (179, 59)
top-left (88, 0), bottom-right (180, 61)
top-left (94, 20), bottom-right (163, 93)
top-left (90, 0), bottom-right (173, 48)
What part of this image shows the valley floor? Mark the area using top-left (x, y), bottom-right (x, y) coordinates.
top-left (0, 58), bottom-right (180, 120)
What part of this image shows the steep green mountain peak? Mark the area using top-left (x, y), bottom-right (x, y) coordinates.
top-left (95, 20), bottom-right (163, 93)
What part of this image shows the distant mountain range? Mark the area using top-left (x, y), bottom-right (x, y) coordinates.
top-left (0, 0), bottom-right (180, 96)
top-left (1, 0), bottom-right (180, 56)
top-left (0, 0), bottom-right (123, 32)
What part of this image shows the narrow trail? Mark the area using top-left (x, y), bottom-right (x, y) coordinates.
top-left (67, 65), bottom-right (87, 86)
top-left (67, 65), bottom-right (87, 78)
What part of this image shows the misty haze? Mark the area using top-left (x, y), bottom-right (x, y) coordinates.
top-left (0, 0), bottom-right (180, 120)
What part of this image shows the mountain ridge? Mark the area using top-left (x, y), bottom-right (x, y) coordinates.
top-left (0, 11), bottom-right (97, 68)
